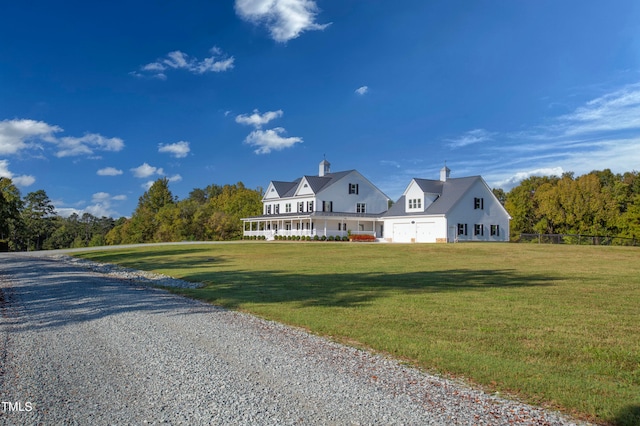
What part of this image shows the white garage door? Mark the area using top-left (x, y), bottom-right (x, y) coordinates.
top-left (393, 222), bottom-right (436, 243)
top-left (393, 223), bottom-right (413, 243)
top-left (416, 222), bottom-right (436, 243)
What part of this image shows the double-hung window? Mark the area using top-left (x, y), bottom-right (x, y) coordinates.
top-left (356, 203), bottom-right (366, 213)
top-left (457, 223), bottom-right (468, 236)
top-left (474, 197), bottom-right (484, 209)
top-left (474, 224), bottom-right (484, 236)
top-left (349, 183), bottom-right (359, 194)
top-left (491, 225), bottom-right (500, 236)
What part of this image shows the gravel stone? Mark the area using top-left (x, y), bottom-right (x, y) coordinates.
top-left (0, 253), bottom-right (591, 425)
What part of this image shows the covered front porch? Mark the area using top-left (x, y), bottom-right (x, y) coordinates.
top-left (242, 213), bottom-right (383, 240)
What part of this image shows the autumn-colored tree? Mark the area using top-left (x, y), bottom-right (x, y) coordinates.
top-left (506, 170), bottom-right (639, 242)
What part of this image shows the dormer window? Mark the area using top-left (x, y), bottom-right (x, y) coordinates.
top-left (408, 198), bottom-right (422, 209)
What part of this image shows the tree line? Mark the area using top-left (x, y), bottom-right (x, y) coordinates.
top-left (0, 177), bottom-right (263, 251)
top-left (3, 169), bottom-right (639, 251)
top-left (502, 169), bottom-right (640, 241)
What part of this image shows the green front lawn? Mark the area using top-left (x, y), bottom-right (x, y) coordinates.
top-left (75, 242), bottom-right (640, 425)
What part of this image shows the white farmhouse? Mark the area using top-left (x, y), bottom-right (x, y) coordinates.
top-left (242, 160), bottom-right (390, 240)
top-left (382, 166), bottom-right (511, 243)
top-left (242, 161), bottom-right (511, 243)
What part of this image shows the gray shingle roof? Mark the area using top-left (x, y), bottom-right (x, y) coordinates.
top-left (272, 170), bottom-right (355, 198)
top-left (272, 180), bottom-right (299, 197)
top-left (384, 176), bottom-right (482, 217)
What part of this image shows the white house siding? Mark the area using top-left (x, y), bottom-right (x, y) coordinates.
top-left (294, 177), bottom-right (316, 196)
top-left (319, 171), bottom-right (389, 214)
top-left (446, 179), bottom-right (510, 242)
top-left (263, 183), bottom-right (280, 200)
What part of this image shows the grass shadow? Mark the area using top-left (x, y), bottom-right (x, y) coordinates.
top-left (612, 404), bottom-right (640, 426)
top-left (176, 268), bottom-right (555, 309)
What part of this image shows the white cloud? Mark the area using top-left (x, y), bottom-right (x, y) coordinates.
top-left (235, 0), bottom-right (330, 42)
top-left (134, 47), bottom-right (234, 79)
top-left (355, 86), bottom-right (369, 95)
top-left (158, 141), bottom-right (191, 158)
top-left (55, 133), bottom-right (124, 158)
top-left (557, 83), bottom-right (640, 136)
top-left (55, 192), bottom-right (126, 218)
top-left (131, 162), bottom-right (165, 178)
top-left (97, 167), bottom-right (123, 176)
top-left (447, 129), bottom-right (495, 149)
top-left (0, 118), bottom-right (125, 159)
top-left (0, 159), bottom-right (36, 187)
top-left (492, 167), bottom-right (565, 190)
top-left (0, 119), bottom-right (61, 155)
top-left (168, 174), bottom-right (182, 183)
top-left (244, 127), bottom-right (303, 154)
top-left (235, 109), bottom-right (283, 128)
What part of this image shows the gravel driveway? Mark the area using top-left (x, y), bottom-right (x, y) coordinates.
top-left (0, 253), bottom-right (586, 425)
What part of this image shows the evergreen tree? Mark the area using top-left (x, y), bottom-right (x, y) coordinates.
top-left (22, 189), bottom-right (56, 250)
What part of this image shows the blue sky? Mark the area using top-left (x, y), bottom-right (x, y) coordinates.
top-left (2, 1), bottom-right (640, 218)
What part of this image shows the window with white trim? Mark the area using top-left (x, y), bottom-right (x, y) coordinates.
top-left (285, 203), bottom-right (291, 213)
top-left (491, 225), bottom-right (500, 236)
top-left (474, 197), bottom-right (484, 209)
top-left (408, 198), bottom-right (422, 209)
top-left (349, 183), bottom-right (359, 194)
top-left (457, 223), bottom-right (468, 235)
top-left (356, 203), bottom-right (366, 213)
top-left (474, 224), bottom-right (484, 236)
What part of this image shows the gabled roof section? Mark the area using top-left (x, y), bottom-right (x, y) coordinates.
top-left (425, 176), bottom-right (480, 214)
top-left (412, 178), bottom-right (444, 195)
top-left (263, 179), bottom-right (299, 200)
top-left (273, 180), bottom-right (299, 196)
top-left (385, 176), bottom-right (482, 217)
top-left (292, 170), bottom-right (355, 197)
top-left (263, 169), bottom-right (381, 199)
